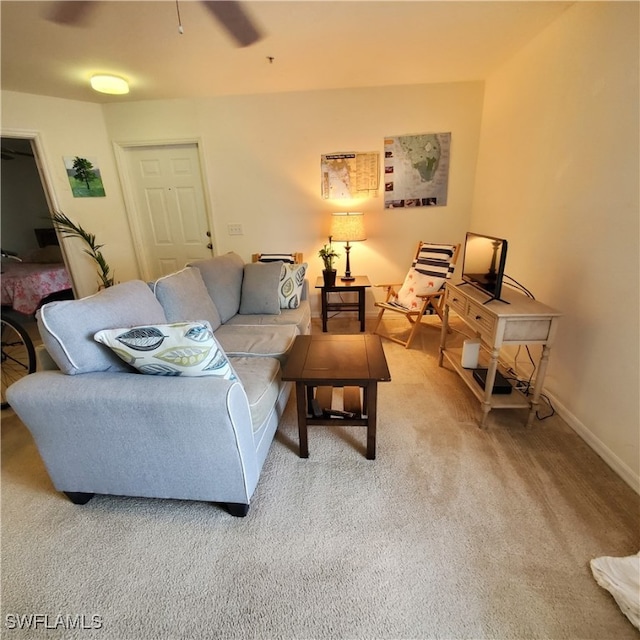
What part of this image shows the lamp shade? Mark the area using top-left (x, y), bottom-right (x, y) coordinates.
top-left (330, 212), bottom-right (366, 242)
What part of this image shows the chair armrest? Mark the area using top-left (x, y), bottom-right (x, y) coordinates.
top-left (374, 283), bottom-right (402, 303)
top-left (416, 289), bottom-right (445, 299)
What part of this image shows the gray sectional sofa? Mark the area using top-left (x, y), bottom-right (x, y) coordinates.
top-left (7, 252), bottom-right (310, 517)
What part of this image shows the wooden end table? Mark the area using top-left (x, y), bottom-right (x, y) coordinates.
top-left (315, 275), bottom-right (371, 332)
top-left (281, 334), bottom-right (391, 459)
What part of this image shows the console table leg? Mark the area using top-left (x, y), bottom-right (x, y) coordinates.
top-left (296, 382), bottom-right (309, 458)
top-left (438, 303), bottom-right (449, 367)
top-left (527, 344), bottom-right (551, 427)
top-left (479, 348), bottom-right (500, 429)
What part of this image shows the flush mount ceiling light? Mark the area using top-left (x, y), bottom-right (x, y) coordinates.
top-left (90, 74), bottom-right (129, 95)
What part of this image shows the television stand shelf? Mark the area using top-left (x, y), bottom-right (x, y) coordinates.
top-left (439, 282), bottom-right (561, 428)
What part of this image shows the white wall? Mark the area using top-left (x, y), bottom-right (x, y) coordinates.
top-left (102, 82), bottom-right (484, 314)
top-left (471, 2), bottom-right (639, 488)
top-left (2, 83), bottom-right (484, 307)
top-left (1, 91), bottom-right (140, 297)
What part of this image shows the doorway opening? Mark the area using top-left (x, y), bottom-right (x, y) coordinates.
top-left (1, 135), bottom-right (75, 361)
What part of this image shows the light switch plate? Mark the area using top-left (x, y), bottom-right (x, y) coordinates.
top-left (227, 223), bottom-right (243, 236)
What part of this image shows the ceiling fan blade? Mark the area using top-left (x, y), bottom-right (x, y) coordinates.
top-left (48, 1), bottom-right (95, 27)
top-left (202, 1), bottom-right (262, 47)
top-left (0, 147), bottom-right (34, 158)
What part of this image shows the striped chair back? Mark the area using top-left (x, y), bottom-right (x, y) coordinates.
top-left (413, 243), bottom-right (457, 280)
top-left (252, 252), bottom-right (303, 264)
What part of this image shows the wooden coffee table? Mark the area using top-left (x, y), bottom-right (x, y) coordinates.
top-left (281, 334), bottom-right (391, 459)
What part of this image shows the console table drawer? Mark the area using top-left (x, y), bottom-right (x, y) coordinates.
top-left (447, 289), bottom-right (468, 317)
top-left (466, 300), bottom-right (496, 337)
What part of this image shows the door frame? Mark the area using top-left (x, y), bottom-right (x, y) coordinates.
top-left (113, 138), bottom-right (216, 281)
top-left (0, 127), bottom-right (79, 298)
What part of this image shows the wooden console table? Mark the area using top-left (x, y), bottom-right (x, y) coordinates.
top-left (439, 282), bottom-right (561, 428)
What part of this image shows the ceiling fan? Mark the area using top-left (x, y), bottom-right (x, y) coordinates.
top-left (47, 0), bottom-right (263, 48)
top-left (1, 146), bottom-right (35, 162)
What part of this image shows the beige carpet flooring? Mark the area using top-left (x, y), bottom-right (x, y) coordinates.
top-left (1, 316), bottom-right (639, 639)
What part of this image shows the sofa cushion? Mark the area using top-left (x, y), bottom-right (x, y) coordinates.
top-left (225, 301), bottom-right (311, 336)
top-left (37, 280), bottom-right (167, 375)
top-left (152, 267), bottom-right (222, 331)
top-left (230, 356), bottom-right (281, 430)
top-left (214, 324), bottom-right (297, 364)
top-left (188, 252), bottom-right (244, 323)
top-left (94, 321), bottom-right (237, 379)
top-left (239, 262), bottom-right (281, 315)
top-left (279, 262), bottom-right (308, 309)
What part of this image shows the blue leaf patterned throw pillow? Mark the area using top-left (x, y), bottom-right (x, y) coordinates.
top-left (279, 262), bottom-right (307, 309)
top-left (94, 321), bottom-right (237, 379)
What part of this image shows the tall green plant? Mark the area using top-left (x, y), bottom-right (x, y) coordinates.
top-left (51, 212), bottom-right (114, 289)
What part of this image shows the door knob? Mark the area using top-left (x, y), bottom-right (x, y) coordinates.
top-left (206, 231), bottom-right (211, 237)
top-left (207, 243), bottom-right (213, 250)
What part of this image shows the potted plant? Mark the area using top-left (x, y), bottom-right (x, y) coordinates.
top-left (318, 240), bottom-right (339, 287)
top-left (51, 212), bottom-right (114, 289)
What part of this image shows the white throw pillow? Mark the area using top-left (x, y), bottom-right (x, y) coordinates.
top-left (395, 269), bottom-right (446, 310)
top-left (94, 321), bottom-right (237, 379)
top-left (394, 243), bottom-right (455, 310)
top-left (279, 262), bottom-right (307, 309)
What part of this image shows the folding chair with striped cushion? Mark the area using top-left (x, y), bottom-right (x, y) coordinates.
top-left (373, 242), bottom-right (460, 348)
top-left (251, 253), bottom-right (303, 264)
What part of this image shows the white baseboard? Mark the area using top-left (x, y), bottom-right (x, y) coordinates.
top-left (546, 390), bottom-right (640, 495)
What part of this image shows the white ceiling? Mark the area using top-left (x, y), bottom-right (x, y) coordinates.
top-left (1, 1), bottom-right (573, 104)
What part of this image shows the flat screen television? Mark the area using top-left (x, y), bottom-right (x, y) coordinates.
top-left (461, 232), bottom-right (508, 301)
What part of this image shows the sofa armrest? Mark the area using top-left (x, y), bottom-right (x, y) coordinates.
top-left (7, 371), bottom-right (260, 505)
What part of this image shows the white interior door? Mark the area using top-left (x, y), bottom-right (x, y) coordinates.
top-left (125, 143), bottom-right (213, 279)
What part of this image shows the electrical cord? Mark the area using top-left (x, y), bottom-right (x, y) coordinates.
top-left (326, 292), bottom-right (358, 320)
top-left (448, 327), bottom-right (556, 420)
top-left (503, 274), bottom-right (536, 299)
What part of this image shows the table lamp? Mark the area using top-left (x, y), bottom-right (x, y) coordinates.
top-left (330, 212), bottom-right (366, 281)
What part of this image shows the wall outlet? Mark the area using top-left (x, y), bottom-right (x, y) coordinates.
top-left (227, 223), bottom-right (243, 236)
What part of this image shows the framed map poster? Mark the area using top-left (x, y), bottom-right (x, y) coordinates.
top-left (383, 132), bottom-right (450, 208)
top-left (321, 152), bottom-right (379, 199)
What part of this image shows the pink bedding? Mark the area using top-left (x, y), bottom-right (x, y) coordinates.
top-left (1, 261), bottom-right (72, 314)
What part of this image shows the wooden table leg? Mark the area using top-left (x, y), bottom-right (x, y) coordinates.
top-left (358, 288), bottom-right (365, 332)
top-left (479, 347), bottom-right (499, 428)
top-left (295, 381), bottom-right (309, 458)
top-left (321, 288), bottom-right (328, 332)
top-left (438, 302), bottom-right (449, 367)
top-left (365, 382), bottom-right (377, 459)
top-left (527, 344), bottom-right (551, 427)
